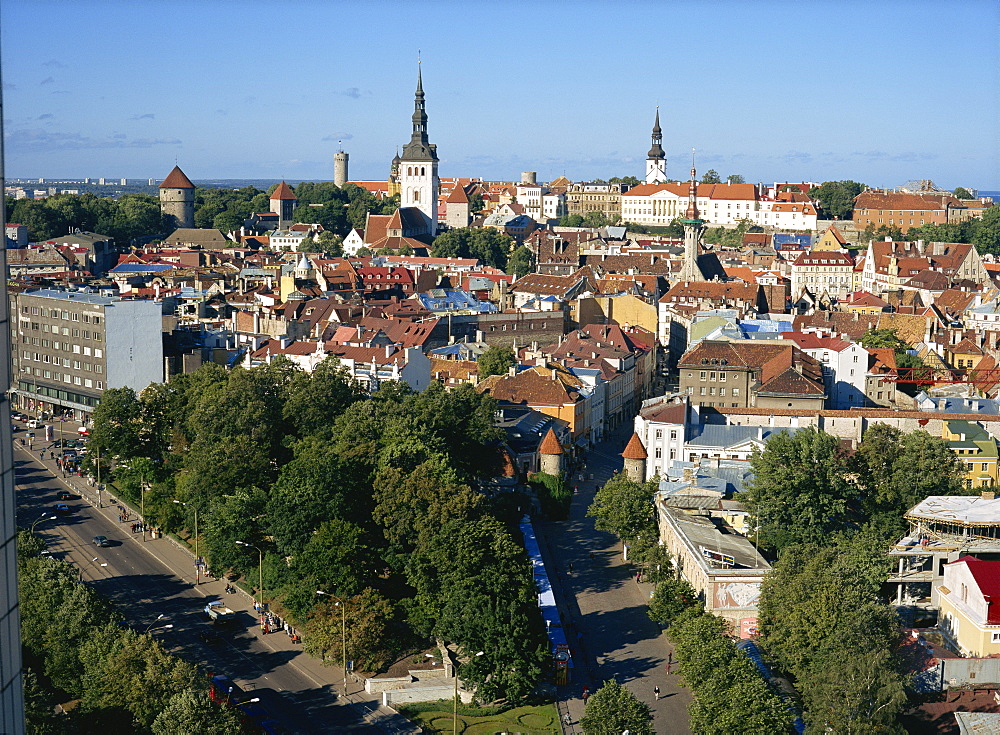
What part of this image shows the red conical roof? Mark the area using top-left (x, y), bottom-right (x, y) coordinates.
top-left (622, 432), bottom-right (647, 460)
top-left (445, 186), bottom-right (469, 204)
top-left (270, 181), bottom-right (297, 200)
top-left (539, 427), bottom-right (564, 455)
top-left (159, 165), bottom-right (195, 189)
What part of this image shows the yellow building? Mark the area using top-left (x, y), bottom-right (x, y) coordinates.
top-left (942, 420), bottom-right (999, 488)
top-left (812, 223), bottom-right (848, 252)
top-left (946, 338), bottom-right (985, 370)
top-left (938, 556), bottom-right (1000, 657)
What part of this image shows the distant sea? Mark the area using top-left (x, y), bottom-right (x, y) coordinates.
top-left (979, 190), bottom-right (999, 202)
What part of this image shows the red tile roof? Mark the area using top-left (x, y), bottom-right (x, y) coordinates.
top-left (622, 433), bottom-right (647, 460)
top-left (539, 427), bottom-right (564, 455)
top-left (271, 181), bottom-right (297, 201)
top-left (159, 165), bottom-right (195, 189)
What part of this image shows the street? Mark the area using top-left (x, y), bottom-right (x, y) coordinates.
top-left (538, 430), bottom-right (692, 734)
top-left (13, 435), bottom-right (415, 734)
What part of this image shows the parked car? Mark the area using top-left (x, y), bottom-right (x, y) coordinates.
top-left (54, 503), bottom-right (70, 514)
top-left (93, 536), bottom-right (111, 547)
top-left (26, 419), bottom-right (39, 429)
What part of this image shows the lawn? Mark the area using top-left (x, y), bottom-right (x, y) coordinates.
top-left (397, 701), bottom-right (561, 734)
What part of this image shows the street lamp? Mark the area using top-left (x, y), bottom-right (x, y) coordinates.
top-left (236, 541), bottom-right (263, 608)
top-left (173, 500), bottom-right (200, 584)
top-left (140, 478), bottom-right (147, 542)
top-left (30, 513), bottom-right (57, 533)
top-left (317, 590), bottom-right (347, 691)
top-left (454, 650), bottom-right (484, 735)
top-left (144, 614), bottom-right (173, 634)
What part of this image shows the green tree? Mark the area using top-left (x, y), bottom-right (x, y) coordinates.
top-left (971, 204), bottom-right (1000, 255)
top-left (152, 689), bottom-right (243, 735)
top-left (953, 186), bottom-right (974, 200)
top-left (726, 174), bottom-right (746, 185)
top-left (282, 357), bottom-right (363, 438)
top-left (701, 169), bottom-right (722, 184)
top-left (648, 576), bottom-right (701, 626)
top-left (477, 345), bottom-right (516, 379)
top-left (587, 474), bottom-right (657, 546)
top-left (559, 214), bottom-right (584, 227)
top-left (431, 227), bottom-right (513, 269)
top-left (89, 387), bottom-right (144, 461)
top-left (580, 679), bottom-right (653, 735)
top-left (507, 244), bottom-right (533, 278)
top-left (859, 327), bottom-right (909, 351)
top-left (808, 180), bottom-right (867, 220)
top-left (757, 541), bottom-right (907, 733)
top-left (739, 427), bottom-right (854, 551)
top-left (852, 424), bottom-right (964, 530)
top-left (468, 192), bottom-right (484, 212)
top-left (688, 656), bottom-right (795, 735)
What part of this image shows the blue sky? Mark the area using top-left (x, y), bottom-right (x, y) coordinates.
top-left (3, 0), bottom-right (998, 189)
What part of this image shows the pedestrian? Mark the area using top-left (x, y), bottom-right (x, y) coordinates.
top-left (654, 685), bottom-right (660, 701)
top-left (563, 712), bottom-right (571, 726)
top-left (568, 562), bottom-right (573, 575)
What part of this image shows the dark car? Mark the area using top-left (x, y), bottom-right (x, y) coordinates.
top-left (57, 491), bottom-right (72, 500)
top-left (93, 536), bottom-right (111, 547)
top-left (54, 503), bottom-right (70, 514)
top-left (197, 629), bottom-right (221, 645)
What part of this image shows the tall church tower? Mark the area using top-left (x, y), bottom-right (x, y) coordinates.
top-left (645, 108), bottom-right (667, 184)
top-left (399, 64), bottom-right (439, 236)
top-left (159, 165), bottom-right (195, 230)
top-left (678, 159), bottom-right (705, 282)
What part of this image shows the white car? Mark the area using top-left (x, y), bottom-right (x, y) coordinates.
top-left (26, 419), bottom-right (39, 429)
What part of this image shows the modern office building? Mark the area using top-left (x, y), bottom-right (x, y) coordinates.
top-left (13, 289), bottom-right (163, 420)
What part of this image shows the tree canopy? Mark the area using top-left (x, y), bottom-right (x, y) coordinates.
top-left (476, 345), bottom-right (516, 379)
top-left (85, 360), bottom-right (546, 701)
top-left (431, 227), bottom-right (513, 269)
top-left (808, 181), bottom-right (867, 220)
top-left (700, 169), bottom-right (722, 184)
top-left (580, 679), bottom-right (653, 735)
top-left (587, 474), bottom-right (658, 547)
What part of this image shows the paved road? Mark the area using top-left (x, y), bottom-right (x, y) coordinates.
top-left (14, 436), bottom-right (417, 734)
top-left (537, 430), bottom-right (692, 735)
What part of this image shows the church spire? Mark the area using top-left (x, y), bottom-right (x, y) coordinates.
top-left (644, 106), bottom-right (667, 185)
top-left (647, 107), bottom-right (664, 159)
top-left (410, 63), bottom-right (428, 145)
top-left (685, 152), bottom-right (700, 220)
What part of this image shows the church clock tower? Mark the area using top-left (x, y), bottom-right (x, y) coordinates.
top-left (645, 108), bottom-right (667, 185)
top-left (678, 159), bottom-right (706, 282)
top-left (399, 65), bottom-right (439, 236)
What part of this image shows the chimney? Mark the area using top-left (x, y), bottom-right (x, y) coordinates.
top-left (937, 398), bottom-right (947, 410)
top-left (385, 345), bottom-right (393, 359)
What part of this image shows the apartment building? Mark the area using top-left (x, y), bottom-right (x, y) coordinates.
top-left (13, 289), bottom-right (163, 421)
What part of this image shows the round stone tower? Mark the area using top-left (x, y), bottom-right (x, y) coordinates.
top-left (538, 427), bottom-right (564, 477)
top-left (159, 165), bottom-right (195, 230)
top-left (334, 149), bottom-right (349, 188)
top-left (621, 432), bottom-right (648, 482)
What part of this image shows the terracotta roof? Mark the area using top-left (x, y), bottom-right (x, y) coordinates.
top-left (270, 181), bottom-right (296, 200)
top-left (950, 337), bottom-right (983, 356)
top-left (640, 400), bottom-right (687, 424)
top-left (159, 166), bottom-right (195, 189)
top-left (539, 427), bottom-right (564, 455)
top-left (445, 186), bottom-right (469, 204)
top-left (621, 432), bottom-right (647, 460)
top-left (855, 191), bottom-right (961, 212)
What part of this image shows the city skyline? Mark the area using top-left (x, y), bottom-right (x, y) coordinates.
top-left (3, 0), bottom-right (998, 189)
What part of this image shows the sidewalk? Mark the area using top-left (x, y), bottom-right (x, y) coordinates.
top-left (539, 427), bottom-right (692, 735)
top-left (18, 439), bottom-right (419, 735)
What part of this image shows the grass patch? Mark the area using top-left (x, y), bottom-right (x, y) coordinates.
top-left (397, 701), bottom-right (560, 734)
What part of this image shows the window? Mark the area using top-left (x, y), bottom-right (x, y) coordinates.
top-left (670, 430), bottom-right (677, 440)
top-left (669, 449), bottom-right (676, 460)
top-left (720, 388), bottom-right (726, 397)
top-left (655, 448), bottom-right (662, 459)
top-left (699, 387), bottom-right (706, 395)
top-left (983, 463), bottom-right (990, 472)
top-left (732, 388), bottom-right (740, 397)
top-left (719, 372), bottom-right (726, 381)
top-left (700, 371), bottom-right (707, 381)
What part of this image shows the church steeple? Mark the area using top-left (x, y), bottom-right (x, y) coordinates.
top-left (645, 107), bottom-right (667, 184)
top-left (398, 61), bottom-right (439, 236)
top-left (678, 152), bottom-right (705, 282)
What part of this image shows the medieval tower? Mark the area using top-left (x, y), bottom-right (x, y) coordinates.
top-left (398, 64), bottom-right (439, 236)
top-left (158, 165), bottom-right (195, 230)
top-left (622, 433), bottom-right (648, 482)
top-left (539, 427), bottom-right (564, 476)
top-left (270, 181), bottom-right (297, 230)
top-left (334, 147), bottom-right (349, 188)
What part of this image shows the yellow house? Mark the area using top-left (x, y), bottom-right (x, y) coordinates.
top-left (942, 420), bottom-right (999, 488)
top-left (946, 338), bottom-right (985, 370)
top-left (938, 556), bottom-right (1000, 657)
top-left (812, 223), bottom-right (848, 252)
